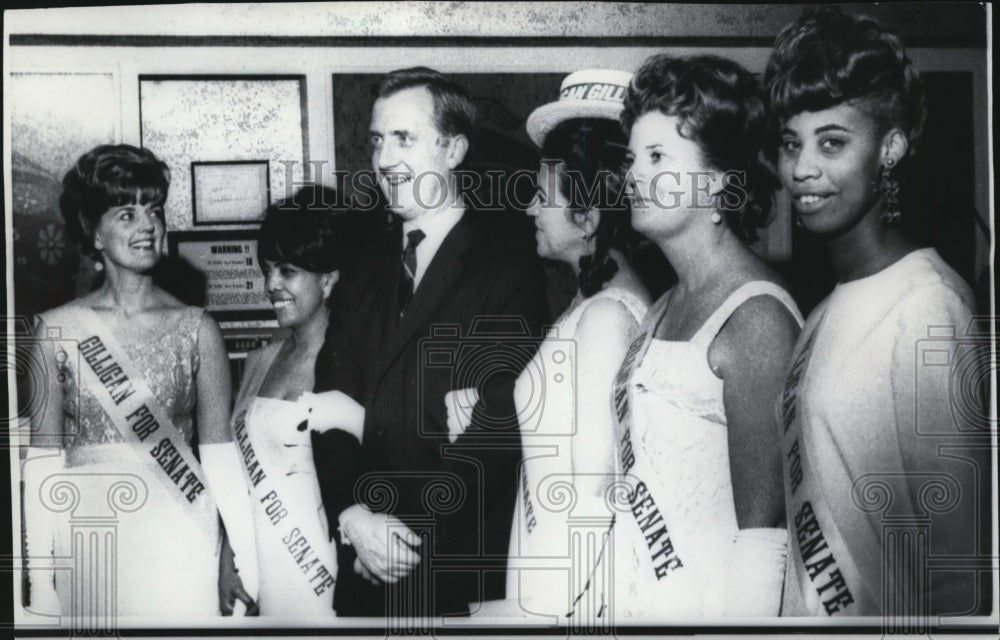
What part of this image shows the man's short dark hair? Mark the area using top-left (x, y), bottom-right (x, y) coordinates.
top-left (377, 67), bottom-right (478, 144)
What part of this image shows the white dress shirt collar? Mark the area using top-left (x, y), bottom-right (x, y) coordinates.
top-left (401, 204), bottom-right (465, 290)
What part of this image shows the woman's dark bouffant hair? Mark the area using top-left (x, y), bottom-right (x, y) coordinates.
top-left (621, 54), bottom-right (779, 243)
top-left (60, 144), bottom-right (170, 261)
top-left (541, 118), bottom-right (639, 297)
top-left (256, 185), bottom-right (372, 275)
top-left (764, 8), bottom-right (926, 157)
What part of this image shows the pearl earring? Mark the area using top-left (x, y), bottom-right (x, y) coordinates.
top-left (710, 211), bottom-right (723, 225)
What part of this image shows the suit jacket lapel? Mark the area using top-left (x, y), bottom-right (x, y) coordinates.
top-left (351, 230), bottom-right (402, 366)
top-left (374, 214), bottom-right (479, 381)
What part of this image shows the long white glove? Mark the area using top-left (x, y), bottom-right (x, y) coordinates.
top-left (22, 447), bottom-right (63, 615)
top-left (299, 390), bottom-right (364, 443)
top-left (200, 442), bottom-right (259, 600)
top-left (723, 527), bottom-right (789, 617)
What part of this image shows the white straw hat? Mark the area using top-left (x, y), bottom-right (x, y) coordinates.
top-left (526, 68), bottom-right (633, 147)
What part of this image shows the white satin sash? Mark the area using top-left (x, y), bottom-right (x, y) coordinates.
top-left (71, 307), bottom-right (217, 538)
top-left (232, 401), bottom-right (337, 605)
top-left (779, 316), bottom-right (878, 615)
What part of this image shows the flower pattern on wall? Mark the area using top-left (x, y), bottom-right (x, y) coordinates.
top-left (9, 72), bottom-right (118, 317)
top-left (37, 223), bottom-right (65, 265)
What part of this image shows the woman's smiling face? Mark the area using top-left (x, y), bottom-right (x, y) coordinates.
top-left (777, 103), bottom-right (886, 237)
top-left (263, 260), bottom-right (333, 329)
top-left (93, 198), bottom-right (165, 272)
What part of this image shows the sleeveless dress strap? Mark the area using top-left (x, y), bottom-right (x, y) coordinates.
top-left (591, 287), bottom-right (648, 324)
top-left (691, 281), bottom-right (804, 348)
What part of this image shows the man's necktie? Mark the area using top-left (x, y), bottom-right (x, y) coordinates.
top-left (398, 228), bottom-right (426, 318)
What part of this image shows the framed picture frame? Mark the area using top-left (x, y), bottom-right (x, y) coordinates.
top-left (138, 74), bottom-right (308, 230)
top-left (167, 229), bottom-right (274, 321)
top-left (191, 160), bottom-right (270, 225)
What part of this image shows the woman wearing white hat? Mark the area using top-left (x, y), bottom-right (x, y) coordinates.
top-left (501, 69), bottom-right (650, 622)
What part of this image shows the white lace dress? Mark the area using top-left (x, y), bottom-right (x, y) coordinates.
top-left (611, 282), bottom-right (803, 620)
top-left (42, 304), bottom-right (220, 618)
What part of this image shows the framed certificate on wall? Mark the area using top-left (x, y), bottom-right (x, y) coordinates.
top-left (167, 229), bottom-right (274, 321)
top-left (191, 160), bottom-right (270, 225)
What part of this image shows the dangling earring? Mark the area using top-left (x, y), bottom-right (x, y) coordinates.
top-left (710, 211), bottom-right (723, 225)
top-left (880, 158), bottom-right (901, 226)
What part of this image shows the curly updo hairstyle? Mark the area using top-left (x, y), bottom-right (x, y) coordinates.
top-left (256, 185), bottom-right (374, 276)
top-left (764, 8), bottom-right (926, 159)
top-left (621, 54), bottom-right (779, 243)
top-left (59, 144), bottom-right (170, 262)
top-left (541, 118), bottom-right (639, 297)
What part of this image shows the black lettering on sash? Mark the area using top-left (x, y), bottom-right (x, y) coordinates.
top-left (280, 525), bottom-right (335, 596)
top-left (233, 412), bottom-right (268, 487)
top-left (169, 462), bottom-right (190, 483)
top-left (800, 532), bottom-right (829, 562)
top-left (110, 381), bottom-right (135, 405)
top-left (786, 438), bottom-right (803, 495)
top-left (80, 336), bottom-right (135, 405)
top-left (613, 335), bottom-right (645, 433)
top-left (781, 328), bottom-right (817, 433)
top-left (636, 509), bottom-right (663, 532)
top-left (628, 481), bottom-right (682, 579)
top-left (614, 385), bottom-right (629, 423)
top-left (793, 501), bottom-right (855, 615)
top-left (79, 336), bottom-right (103, 356)
top-left (521, 466), bottom-right (537, 534)
top-left (619, 429), bottom-right (635, 474)
top-left (126, 404), bottom-right (159, 441)
top-left (644, 525), bottom-right (666, 547)
top-left (300, 557), bottom-right (319, 573)
top-left (89, 353), bottom-right (113, 372)
top-left (805, 553), bottom-right (835, 579)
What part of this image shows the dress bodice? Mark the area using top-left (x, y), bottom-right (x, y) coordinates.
top-left (508, 286), bottom-right (647, 619)
top-left (513, 287), bottom-right (648, 438)
top-left (233, 338), bottom-right (337, 616)
top-left (38, 303), bottom-right (219, 617)
top-left (612, 281), bottom-right (803, 618)
top-left (50, 304), bottom-right (203, 451)
top-left (778, 249), bottom-right (976, 616)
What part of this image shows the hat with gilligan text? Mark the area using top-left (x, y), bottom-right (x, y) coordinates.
top-left (526, 68), bottom-right (633, 147)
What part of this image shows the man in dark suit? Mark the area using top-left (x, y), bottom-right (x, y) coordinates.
top-left (312, 67), bottom-right (549, 618)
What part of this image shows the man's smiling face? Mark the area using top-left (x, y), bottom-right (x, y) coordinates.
top-left (369, 86), bottom-right (456, 222)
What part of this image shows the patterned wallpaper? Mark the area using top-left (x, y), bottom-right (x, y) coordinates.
top-left (9, 72), bottom-right (119, 318)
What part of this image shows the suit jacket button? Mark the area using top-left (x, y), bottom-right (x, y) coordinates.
top-left (377, 429), bottom-right (385, 437)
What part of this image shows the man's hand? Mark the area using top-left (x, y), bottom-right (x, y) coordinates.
top-left (444, 387), bottom-right (479, 443)
top-left (341, 507), bottom-right (422, 583)
top-left (354, 557), bottom-right (380, 585)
